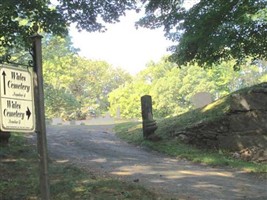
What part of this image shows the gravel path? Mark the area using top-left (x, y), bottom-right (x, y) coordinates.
top-left (45, 125), bottom-right (267, 200)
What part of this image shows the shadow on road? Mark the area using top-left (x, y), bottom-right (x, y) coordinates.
top-left (46, 125), bottom-right (267, 200)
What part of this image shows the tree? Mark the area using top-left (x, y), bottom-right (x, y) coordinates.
top-left (42, 34), bottom-right (79, 88)
top-left (108, 57), bottom-right (266, 119)
top-left (41, 34), bottom-right (80, 119)
top-left (44, 83), bottom-right (80, 120)
top-left (0, 0), bottom-right (136, 50)
top-left (2, 0), bottom-right (267, 67)
top-left (137, 0), bottom-right (267, 66)
top-left (41, 34), bottom-right (132, 119)
top-left (108, 81), bottom-right (151, 119)
top-left (68, 58), bottom-right (132, 114)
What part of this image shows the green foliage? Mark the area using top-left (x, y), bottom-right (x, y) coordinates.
top-left (0, 0), bottom-right (67, 50)
top-left (109, 57), bottom-right (265, 119)
top-left (42, 34), bottom-right (132, 119)
top-left (42, 34), bottom-right (80, 119)
top-left (0, 0), bottom-right (137, 51)
top-left (109, 81), bottom-right (150, 119)
top-left (2, 0), bottom-right (267, 67)
top-left (67, 57), bottom-right (132, 114)
top-left (138, 0), bottom-right (267, 66)
top-left (44, 83), bottom-right (80, 120)
top-left (42, 34), bottom-right (79, 88)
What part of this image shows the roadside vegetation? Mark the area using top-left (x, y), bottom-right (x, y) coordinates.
top-left (113, 77), bottom-right (267, 176)
top-left (0, 133), bottom-right (161, 200)
top-left (114, 119), bottom-right (267, 175)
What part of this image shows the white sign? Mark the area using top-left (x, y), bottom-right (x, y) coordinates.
top-left (0, 66), bottom-right (35, 132)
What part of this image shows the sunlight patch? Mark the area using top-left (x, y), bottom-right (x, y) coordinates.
top-left (179, 170), bottom-right (233, 177)
top-left (55, 159), bottom-right (69, 163)
top-left (111, 171), bottom-right (133, 176)
top-left (91, 158), bottom-right (107, 163)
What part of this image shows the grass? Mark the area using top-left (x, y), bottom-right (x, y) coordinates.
top-left (154, 95), bottom-right (231, 138)
top-left (155, 83), bottom-right (267, 138)
top-left (0, 133), bottom-right (161, 200)
top-left (114, 121), bottom-right (267, 175)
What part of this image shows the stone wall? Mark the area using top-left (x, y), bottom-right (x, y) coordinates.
top-left (175, 83), bottom-right (267, 162)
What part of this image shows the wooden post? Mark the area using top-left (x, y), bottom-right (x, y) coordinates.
top-left (31, 31), bottom-right (50, 200)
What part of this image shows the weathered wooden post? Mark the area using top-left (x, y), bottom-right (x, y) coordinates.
top-left (141, 95), bottom-right (158, 139)
top-left (31, 25), bottom-right (50, 200)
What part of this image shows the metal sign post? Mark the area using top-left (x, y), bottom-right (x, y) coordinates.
top-left (31, 31), bottom-right (50, 199)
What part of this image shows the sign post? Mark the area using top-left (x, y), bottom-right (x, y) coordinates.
top-left (31, 30), bottom-right (50, 199)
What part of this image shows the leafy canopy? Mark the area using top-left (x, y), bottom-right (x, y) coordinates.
top-left (1, 0), bottom-right (267, 66)
top-left (137, 0), bottom-right (267, 66)
top-left (0, 0), bottom-right (136, 49)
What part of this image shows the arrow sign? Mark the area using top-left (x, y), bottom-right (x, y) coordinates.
top-left (26, 107), bottom-right (31, 120)
top-left (0, 66), bottom-right (35, 132)
top-left (2, 71), bottom-right (6, 95)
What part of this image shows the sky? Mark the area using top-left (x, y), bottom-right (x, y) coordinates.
top-left (70, 11), bottom-right (174, 75)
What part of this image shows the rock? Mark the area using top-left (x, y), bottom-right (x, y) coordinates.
top-left (172, 83), bottom-right (267, 161)
top-left (229, 111), bottom-right (267, 132)
top-left (230, 85), bottom-right (267, 112)
top-left (251, 148), bottom-right (267, 163)
top-left (239, 148), bottom-right (253, 161)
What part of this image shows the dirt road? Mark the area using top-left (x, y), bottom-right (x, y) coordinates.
top-left (45, 125), bottom-right (266, 199)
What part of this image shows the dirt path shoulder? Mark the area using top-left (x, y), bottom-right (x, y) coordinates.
top-left (44, 125), bottom-right (267, 200)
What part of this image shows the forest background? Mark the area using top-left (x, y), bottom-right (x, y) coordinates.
top-left (1, 0), bottom-right (267, 121)
top-left (26, 34), bottom-right (267, 121)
